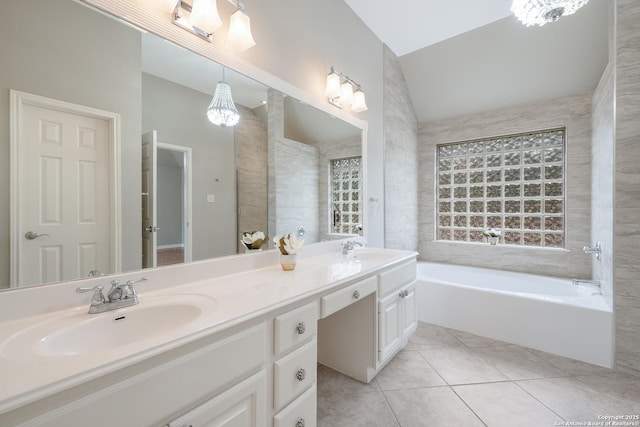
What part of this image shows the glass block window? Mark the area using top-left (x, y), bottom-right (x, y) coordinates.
top-left (331, 156), bottom-right (362, 235)
top-left (436, 129), bottom-right (565, 247)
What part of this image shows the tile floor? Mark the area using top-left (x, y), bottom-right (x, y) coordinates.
top-left (317, 321), bottom-right (640, 426)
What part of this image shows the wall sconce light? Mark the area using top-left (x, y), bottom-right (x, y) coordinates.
top-left (172, 0), bottom-right (256, 51)
top-left (325, 67), bottom-right (368, 113)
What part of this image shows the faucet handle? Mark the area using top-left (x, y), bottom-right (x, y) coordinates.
top-left (76, 285), bottom-right (106, 305)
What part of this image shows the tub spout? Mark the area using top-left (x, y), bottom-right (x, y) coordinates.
top-left (572, 279), bottom-right (601, 288)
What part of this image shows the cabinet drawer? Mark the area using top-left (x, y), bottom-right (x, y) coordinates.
top-left (274, 339), bottom-right (317, 410)
top-left (321, 275), bottom-right (377, 318)
top-left (274, 301), bottom-right (318, 355)
top-left (378, 260), bottom-right (416, 296)
top-left (274, 384), bottom-right (317, 427)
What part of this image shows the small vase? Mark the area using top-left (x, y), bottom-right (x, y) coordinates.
top-left (488, 236), bottom-right (498, 245)
top-left (280, 253), bottom-right (297, 271)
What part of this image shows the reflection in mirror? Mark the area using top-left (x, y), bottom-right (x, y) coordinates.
top-left (0, 0), bottom-right (364, 291)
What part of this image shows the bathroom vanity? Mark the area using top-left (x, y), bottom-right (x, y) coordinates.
top-left (0, 242), bottom-right (417, 426)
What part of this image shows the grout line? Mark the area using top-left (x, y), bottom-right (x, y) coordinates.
top-left (512, 377), bottom-right (568, 422)
top-left (449, 385), bottom-right (489, 427)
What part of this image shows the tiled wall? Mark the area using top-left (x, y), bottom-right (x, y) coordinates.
top-left (591, 62), bottom-right (615, 310)
top-left (383, 45), bottom-right (419, 251)
top-left (614, 0), bottom-right (640, 375)
top-left (267, 89), bottom-right (321, 243)
top-left (418, 94), bottom-right (592, 278)
top-left (235, 104), bottom-right (268, 240)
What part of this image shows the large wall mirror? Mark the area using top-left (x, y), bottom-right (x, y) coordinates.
top-left (0, 0), bottom-right (365, 291)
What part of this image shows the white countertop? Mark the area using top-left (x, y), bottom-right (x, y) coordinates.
top-left (0, 246), bottom-right (417, 414)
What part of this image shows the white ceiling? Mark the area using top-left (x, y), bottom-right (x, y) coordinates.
top-left (343, 0), bottom-right (514, 56)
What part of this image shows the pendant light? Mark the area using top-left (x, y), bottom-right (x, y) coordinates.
top-left (207, 68), bottom-right (240, 127)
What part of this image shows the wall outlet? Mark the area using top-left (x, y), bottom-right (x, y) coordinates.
top-left (207, 194), bottom-right (215, 203)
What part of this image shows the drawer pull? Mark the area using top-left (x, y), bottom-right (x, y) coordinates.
top-left (296, 321), bottom-right (306, 335)
top-left (296, 368), bottom-right (307, 381)
top-left (296, 418), bottom-right (306, 427)
top-left (353, 290), bottom-right (360, 300)
top-left (399, 289), bottom-right (409, 298)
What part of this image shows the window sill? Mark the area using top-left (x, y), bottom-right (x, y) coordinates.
top-left (430, 240), bottom-right (570, 253)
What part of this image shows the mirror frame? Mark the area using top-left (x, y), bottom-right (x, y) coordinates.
top-left (82, 0), bottom-right (370, 253)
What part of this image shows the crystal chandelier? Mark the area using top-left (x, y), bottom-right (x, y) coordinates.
top-left (207, 69), bottom-right (240, 127)
top-left (511, 0), bottom-right (590, 27)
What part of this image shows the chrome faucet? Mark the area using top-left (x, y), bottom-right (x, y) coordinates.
top-left (76, 277), bottom-right (147, 314)
top-left (583, 241), bottom-right (602, 261)
top-left (341, 239), bottom-right (365, 256)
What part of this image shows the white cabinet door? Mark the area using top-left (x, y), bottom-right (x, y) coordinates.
top-left (167, 370), bottom-right (267, 427)
top-left (400, 281), bottom-right (417, 339)
top-left (378, 292), bottom-right (402, 363)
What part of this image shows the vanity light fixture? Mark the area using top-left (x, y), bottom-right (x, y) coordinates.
top-left (207, 68), bottom-right (240, 127)
top-left (325, 67), bottom-right (368, 113)
top-left (511, 0), bottom-right (589, 26)
top-left (172, 0), bottom-right (256, 51)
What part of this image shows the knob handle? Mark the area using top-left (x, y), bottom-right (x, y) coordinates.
top-left (25, 231), bottom-right (50, 240)
top-left (399, 289), bottom-right (409, 298)
top-left (296, 368), bottom-right (306, 381)
top-left (353, 290), bottom-right (360, 300)
top-left (296, 321), bottom-right (306, 335)
top-left (296, 419), bottom-right (305, 427)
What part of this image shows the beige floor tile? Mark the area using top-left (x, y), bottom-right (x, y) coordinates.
top-left (403, 322), bottom-right (464, 351)
top-left (527, 348), bottom-right (615, 376)
top-left (445, 327), bottom-right (509, 347)
top-left (517, 377), bottom-right (640, 422)
top-left (453, 382), bottom-right (564, 427)
top-left (317, 364), bottom-right (380, 398)
top-left (473, 344), bottom-right (570, 380)
top-left (576, 371), bottom-right (640, 408)
top-left (376, 351), bottom-right (446, 390)
top-left (420, 346), bottom-right (509, 385)
top-left (386, 387), bottom-right (484, 427)
top-left (318, 391), bottom-right (399, 427)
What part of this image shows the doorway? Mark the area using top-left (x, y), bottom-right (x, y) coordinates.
top-left (10, 90), bottom-right (120, 287)
top-left (156, 143), bottom-right (192, 266)
top-left (141, 130), bottom-right (192, 268)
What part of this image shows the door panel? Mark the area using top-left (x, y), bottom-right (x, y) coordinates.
top-left (18, 102), bottom-right (110, 286)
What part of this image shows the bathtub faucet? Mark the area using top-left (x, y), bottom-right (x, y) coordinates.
top-left (583, 241), bottom-right (602, 261)
top-left (572, 279), bottom-right (601, 289)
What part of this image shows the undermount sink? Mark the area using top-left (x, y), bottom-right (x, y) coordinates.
top-left (0, 294), bottom-right (217, 360)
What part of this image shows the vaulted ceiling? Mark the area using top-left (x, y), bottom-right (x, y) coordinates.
top-left (344, 0), bottom-right (609, 122)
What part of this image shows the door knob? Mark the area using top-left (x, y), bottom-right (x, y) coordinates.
top-left (25, 231), bottom-right (49, 240)
top-left (144, 226), bottom-right (160, 232)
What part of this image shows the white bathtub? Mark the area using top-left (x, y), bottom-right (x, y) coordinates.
top-left (416, 262), bottom-right (613, 367)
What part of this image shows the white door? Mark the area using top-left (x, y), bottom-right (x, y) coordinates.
top-left (15, 98), bottom-right (111, 286)
top-left (141, 131), bottom-right (158, 268)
